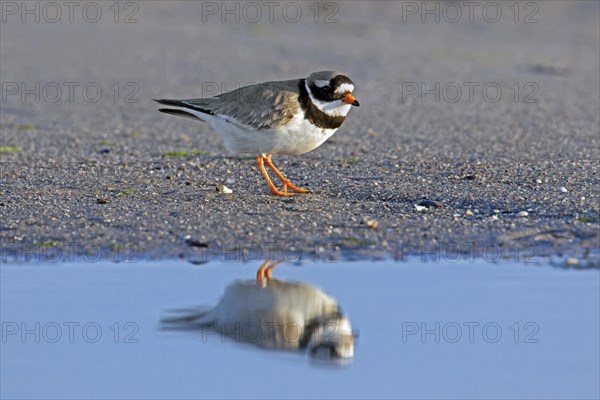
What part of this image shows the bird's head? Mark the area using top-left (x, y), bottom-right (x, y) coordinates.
top-left (305, 313), bottom-right (355, 360)
top-left (305, 71), bottom-right (359, 117)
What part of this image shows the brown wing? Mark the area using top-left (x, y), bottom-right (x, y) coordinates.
top-left (182, 79), bottom-right (301, 130)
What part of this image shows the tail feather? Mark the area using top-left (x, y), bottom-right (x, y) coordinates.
top-left (153, 98), bottom-right (214, 117)
top-left (154, 98), bottom-right (187, 108)
top-left (160, 307), bottom-right (215, 331)
top-left (158, 108), bottom-right (205, 121)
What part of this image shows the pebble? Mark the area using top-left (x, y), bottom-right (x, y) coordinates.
top-left (516, 211), bottom-right (529, 217)
top-left (558, 186), bottom-right (568, 193)
top-left (415, 199), bottom-right (443, 210)
top-left (366, 220), bottom-right (378, 229)
top-left (465, 210), bottom-right (473, 216)
top-left (216, 184), bottom-right (233, 194)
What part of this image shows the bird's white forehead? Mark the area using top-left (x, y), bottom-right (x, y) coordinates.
top-left (314, 79), bottom-right (330, 88)
top-left (335, 83), bottom-right (354, 95)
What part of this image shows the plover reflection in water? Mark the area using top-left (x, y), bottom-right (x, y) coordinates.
top-left (162, 260), bottom-right (355, 361)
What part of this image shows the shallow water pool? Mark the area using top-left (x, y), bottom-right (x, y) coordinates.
top-left (1, 259), bottom-right (599, 399)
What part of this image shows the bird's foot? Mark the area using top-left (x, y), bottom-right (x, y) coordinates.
top-left (268, 186), bottom-right (295, 197)
top-left (282, 181), bottom-right (310, 194)
top-left (263, 155), bottom-right (310, 195)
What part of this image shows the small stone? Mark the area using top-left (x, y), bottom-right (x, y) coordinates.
top-left (465, 210), bottom-right (474, 216)
top-left (216, 184), bottom-right (233, 194)
top-left (416, 199), bottom-right (443, 209)
top-left (366, 220), bottom-right (378, 229)
top-left (565, 257), bottom-right (579, 267)
top-left (96, 198), bottom-right (110, 204)
top-left (558, 186), bottom-right (568, 193)
top-left (535, 179), bottom-right (542, 184)
top-left (516, 211), bottom-right (529, 217)
top-left (491, 215), bottom-right (498, 220)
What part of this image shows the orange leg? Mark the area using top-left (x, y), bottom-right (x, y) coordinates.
top-left (256, 156), bottom-right (293, 197)
top-left (264, 155), bottom-right (310, 194)
top-left (264, 260), bottom-right (282, 280)
top-left (256, 259), bottom-right (282, 285)
top-left (256, 259), bottom-right (270, 285)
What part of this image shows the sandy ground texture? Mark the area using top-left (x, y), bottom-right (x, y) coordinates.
top-left (1, 1), bottom-right (598, 265)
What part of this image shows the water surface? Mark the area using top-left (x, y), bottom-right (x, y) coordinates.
top-left (1, 259), bottom-right (598, 399)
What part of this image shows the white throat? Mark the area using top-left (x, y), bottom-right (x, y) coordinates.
top-left (305, 81), bottom-right (352, 118)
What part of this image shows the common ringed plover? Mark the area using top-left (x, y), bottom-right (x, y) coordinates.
top-left (154, 71), bottom-right (359, 196)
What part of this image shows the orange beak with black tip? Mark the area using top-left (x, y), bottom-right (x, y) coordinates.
top-left (343, 93), bottom-right (360, 107)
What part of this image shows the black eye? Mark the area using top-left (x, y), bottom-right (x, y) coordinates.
top-left (322, 85), bottom-right (332, 93)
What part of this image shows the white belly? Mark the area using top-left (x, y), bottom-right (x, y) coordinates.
top-left (204, 111), bottom-right (338, 156)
